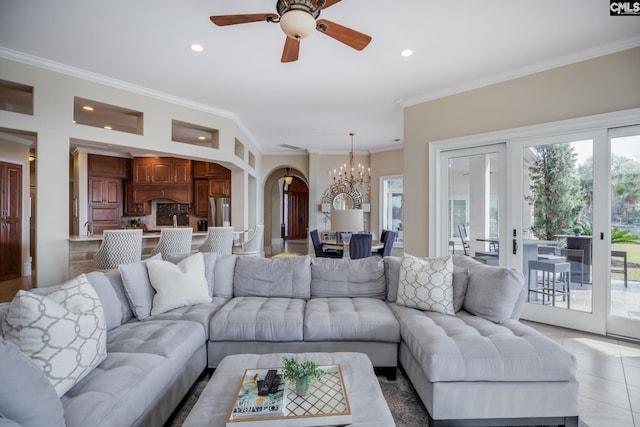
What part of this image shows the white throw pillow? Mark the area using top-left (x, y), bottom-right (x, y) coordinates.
top-left (397, 254), bottom-right (455, 315)
top-left (147, 252), bottom-right (211, 316)
top-left (1, 274), bottom-right (107, 397)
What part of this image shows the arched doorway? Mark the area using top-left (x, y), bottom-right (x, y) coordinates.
top-left (282, 176), bottom-right (309, 240)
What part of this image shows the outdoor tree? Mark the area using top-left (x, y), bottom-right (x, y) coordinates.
top-left (577, 153), bottom-right (640, 225)
top-left (526, 144), bottom-right (586, 241)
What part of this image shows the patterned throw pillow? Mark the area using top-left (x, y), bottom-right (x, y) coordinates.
top-left (397, 254), bottom-right (455, 315)
top-left (1, 274), bottom-right (107, 397)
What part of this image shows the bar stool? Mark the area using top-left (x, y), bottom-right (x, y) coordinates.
top-left (93, 229), bottom-right (143, 270)
top-left (528, 259), bottom-right (571, 308)
top-left (560, 248), bottom-right (584, 287)
top-left (199, 226), bottom-right (234, 255)
top-left (150, 228), bottom-right (193, 260)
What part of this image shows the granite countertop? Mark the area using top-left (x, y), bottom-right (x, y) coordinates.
top-left (69, 229), bottom-right (208, 241)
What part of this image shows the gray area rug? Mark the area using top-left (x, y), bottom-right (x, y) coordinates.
top-left (166, 368), bottom-right (428, 427)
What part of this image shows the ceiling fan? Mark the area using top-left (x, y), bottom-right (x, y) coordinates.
top-left (210, 0), bottom-right (372, 63)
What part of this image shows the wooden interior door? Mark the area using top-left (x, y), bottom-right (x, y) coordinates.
top-left (0, 162), bottom-right (22, 281)
top-left (285, 177), bottom-right (308, 240)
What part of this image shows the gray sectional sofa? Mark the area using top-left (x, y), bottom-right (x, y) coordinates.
top-left (0, 253), bottom-right (578, 427)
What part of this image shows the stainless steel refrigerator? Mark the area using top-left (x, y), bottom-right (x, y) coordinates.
top-left (208, 197), bottom-right (230, 227)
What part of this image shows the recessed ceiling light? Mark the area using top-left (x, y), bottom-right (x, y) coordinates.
top-left (103, 125), bottom-right (112, 130)
top-left (82, 105), bottom-right (94, 111)
top-left (197, 136), bottom-right (206, 141)
top-left (401, 49), bottom-right (413, 57)
top-left (190, 44), bottom-right (204, 52)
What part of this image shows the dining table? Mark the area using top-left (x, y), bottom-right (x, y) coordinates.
top-left (322, 239), bottom-right (383, 258)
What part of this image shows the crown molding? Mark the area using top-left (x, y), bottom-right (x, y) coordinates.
top-left (402, 36), bottom-right (640, 108)
top-left (0, 47), bottom-right (264, 154)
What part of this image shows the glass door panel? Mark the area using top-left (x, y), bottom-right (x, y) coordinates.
top-left (443, 147), bottom-right (503, 264)
top-left (520, 138), bottom-right (594, 314)
top-left (607, 126), bottom-right (640, 339)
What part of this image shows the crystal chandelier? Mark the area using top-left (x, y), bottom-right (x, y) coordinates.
top-left (332, 132), bottom-right (370, 199)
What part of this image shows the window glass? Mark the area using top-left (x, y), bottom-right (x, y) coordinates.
top-left (381, 176), bottom-right (403, 245)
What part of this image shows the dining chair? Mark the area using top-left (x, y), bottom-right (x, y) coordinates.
top-left (373, 230), bottom-right (396, 257)
top-left (93, 229), bottom-right (143, 270)
top-left (349, 233), bottom-right (372, 260)
top-left (150, 228), bottom-right (193, 260)
top-left (310, 229), bottom-right (342, 258)
top-left (199, 226), bottom-right (234, 255)
top-left (457, 224), bottom-right (470, 256)
top-left (232, 225), bottom-right (264, 257)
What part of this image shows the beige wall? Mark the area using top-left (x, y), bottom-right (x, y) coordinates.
top-left (0, 56), bottom-right (263, 286)
top-left (403, 47), bottom-right (640, 256)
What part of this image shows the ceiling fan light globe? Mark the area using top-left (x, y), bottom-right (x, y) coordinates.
top-left (280, 10), bottom-right (316, 39)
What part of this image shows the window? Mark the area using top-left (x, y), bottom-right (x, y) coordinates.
top-left (380, 175), bottom-right (403, 245)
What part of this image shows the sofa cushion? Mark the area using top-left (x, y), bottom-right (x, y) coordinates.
top-left (386, 256), bottom-right (468, 311)
top-left (118, 253), bottom-right (162, 320)
top-left (148, 297), bottom-right (229, 335)
top-left (2, 275), bottom-right (107, 397)
top-left (209, 297), bottom-right (305, 341)
top-left (304, 298), bottom-right (400, 342)
top-left (212, 254), bottom-right (237, 298)
top-left (85, 271), bottom-right (127, 331)
top-left (390, 304), bottom-right (576, 382)
top-left (147, 253), bottom-right (212, 316)
top-left (463, 263), bottom-right (524, 323)
top-left (233, 256), bottom-right (311, 299)
top-left (0, 337), bottom-right (66, 427)
top-left (106, 319), bottom-right (205, 370)
top-left (61, 352), bottom-right (173, 427)
top-left (397, 255), bottom-right (455, 315)
top-left (311, 257), bottom-right (386, 299)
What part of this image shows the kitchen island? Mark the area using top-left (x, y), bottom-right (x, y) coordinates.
top-left (68, 230), bottom-right (209, 277)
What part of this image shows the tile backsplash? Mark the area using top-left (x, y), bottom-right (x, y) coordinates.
top-left (156, 203), bottom-right (190, 226)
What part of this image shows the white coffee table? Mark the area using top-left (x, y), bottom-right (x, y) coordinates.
top-left (182, 352), bottom-right (394, 427)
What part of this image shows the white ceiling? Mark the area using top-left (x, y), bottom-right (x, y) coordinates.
top-left (1, 0), bottom-right (639, 154)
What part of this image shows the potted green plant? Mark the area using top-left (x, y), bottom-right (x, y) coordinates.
top-left (281, 356), bottom-right (325, 397)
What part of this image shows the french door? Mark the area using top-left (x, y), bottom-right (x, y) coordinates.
top-left (432, 110), bottom-right (640, 339)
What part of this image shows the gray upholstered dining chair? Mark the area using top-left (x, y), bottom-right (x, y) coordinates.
top-left (349, 233), bottom-right (372, 260)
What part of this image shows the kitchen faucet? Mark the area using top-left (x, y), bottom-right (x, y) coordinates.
top-left (84, 221), bottom-right (93, 237)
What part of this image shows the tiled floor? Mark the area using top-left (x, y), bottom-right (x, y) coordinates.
top-left (522, 320), bottom-right (640, 427)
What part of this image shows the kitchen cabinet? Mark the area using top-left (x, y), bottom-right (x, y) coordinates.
top-left (0, 162), bottom-right (22, 281)
top-left (88, 177), bottom-right (122, 234)
top-left (193, 161), bottom-right (230, 178)
top-left (88, 154), bottom-right (131, 179)
top-left (123, 180), bottom-right (150, 216)
top-left (193, 180), bottom-right (209, 217)
top-left (133, 157), bottom-right (191, 185)
top-left (209, 178), bottom-right (230, 197)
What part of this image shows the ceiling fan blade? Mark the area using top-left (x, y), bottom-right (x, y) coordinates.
top-left (316, 19), bottom-right (371, 51)
top-left (210, 13), bottom-right (278, 26)
top-left (281, 36), bottom-right (300, 63)
top-left (317, 0), bottom-right (342, 9)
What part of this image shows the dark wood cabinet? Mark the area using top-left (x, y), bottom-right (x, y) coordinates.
top-left (133, 157), bottom-right (191, 184)
top-left (191, 162), bottom-right (231, 218)
top-left (193, 179), bottom-right (210, 217)
top-left (209, 178), bottom-right (230, 197)
top-left (88, 177), bottom-right (122, 234)
top-left (88, 154), bottom-right (131, 179)
top-left (0, 162), bottom-right (22, 281)
top-left (123, 180), bottom-right (150, 216)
